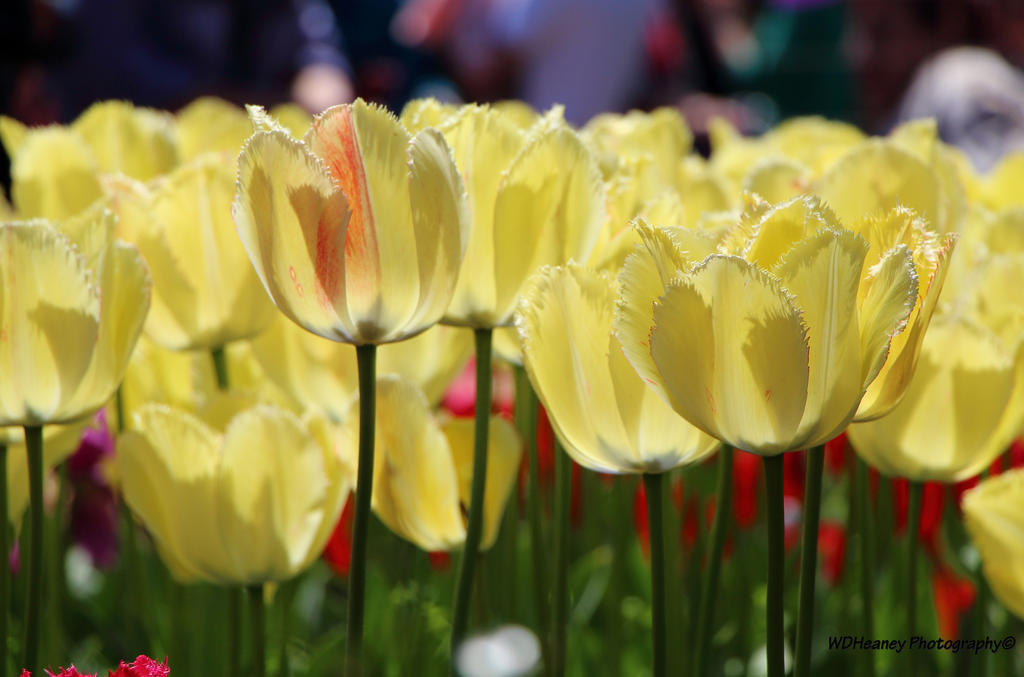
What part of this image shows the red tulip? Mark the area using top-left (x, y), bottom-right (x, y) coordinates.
top-left (932, 567), bottom-right (975, 639)
top-left (323, 495), bottom-right (355, 577)
top-left (732, 450), bottom-right (761, 529)
top-left (817, 522), bottom-right (847, 585)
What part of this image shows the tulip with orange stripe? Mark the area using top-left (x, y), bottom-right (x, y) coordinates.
top-left (232, 99), bottom-right (468, 675)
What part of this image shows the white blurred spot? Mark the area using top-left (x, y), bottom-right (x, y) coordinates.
top-left (65, 545), bottom-right (102, 599)
top-left (455, 625), bottom-right (541, 677)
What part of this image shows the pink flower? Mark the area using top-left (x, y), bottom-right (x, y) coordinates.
top-left (21, 655), bottom-right (167, 677)
top-left (107, 656), bottom-right (169, 677)
top-left (20, 667), bottom-right (95, 676)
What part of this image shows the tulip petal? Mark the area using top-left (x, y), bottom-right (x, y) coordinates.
top-left (343, 376), bottom-right (465, 551)
top-left (816, 141), bottom-right (943, 232)
top-left (9, 127), bottom-right (102, 220)
top-left (72, 101), bottom-right (178, 180)
top-left (774, 229), bottom-right (869, 444)
top-left (743, 158), bottom-right (809, 203)
top-left (850, 319), bottom-right (1024, 481)
top-left (445, 415), bottom-right (522, 549)
top-left (147, 156), bottom-right (274, 349)
top-left (70, 238), bottom-right (151, 416)
top-left (404, 127), bottom-right (469, 331)
top-left (399, 98), bottom-right (459, 133)
top-left (233, 130), bottom-right (353, 341)
top-left (0, 116), bottom-right (27, 157)
top-left (308, 101), bottom-right (417, 338)
top-left (742, 196), bottom-right (838, 270)
top-left (220, 406), bottom-right (329, 581)
top-left (985, 209), bottom-right (1024, 254)
top-left (614, 221), bottom-right (689, 407)
top-left (441, 106), bottom-right (524, 326)
top-left (490, 117), bottom-right (603, 325)
top-left (249, 316), bottom-right (358, 420)
top-left (118, 405), bottom-right (227, 582)
top-left (648, 256), bottom-right (810, 454)
top-left (521, 263), bottom-right (718, 472)
top-left (856, 245), bottom-right (918, 393)
top-left (0, 224), bottom-right (101, 425)
top-left (963, 470), bottom-right (1024, 620)
top-left (379, 324), bottom-right (473, 404)
top-left (177, 97), bottom-right (252, 160)
top-left (300, 413), bottom-right (352, 568)
top-left (518, 265), bottom-right (637, 473)
top-left (856, 234), bottom-right (954, 420)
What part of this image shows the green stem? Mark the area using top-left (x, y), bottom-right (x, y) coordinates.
top-left (0, 442), bottom-right (7, 677)
top-left (496, 496), bottom-right (519, 621)
top-left (451, 328), bottom-right (492, 671)
top-left (277, 580), bottom-right (297, 677)
top-left (514, 366), bottom-right (551, 675)
top-left (763, 454), bottom-right (785, 677)
top-left (347, 343), bottom-right (377, 676)
top-left (173, 584), bottom-right (192, 674)
top-left (855, 458), bottom-right (875, 677)
top-left (907, 480), bottom-right (923, 674)
top-left (643, 473), bottom-right (666, 677)
top-left (249, 585), bottom-right (266, 677)
top-left (794, 446), bottom-right (824, 677)
top-left (46, 464), bottom-right (68, 659)
top-left (22, 426), bottom-right (44, 676)
top-left (229, 588), bottom-right (243, 675)
top-left (975, 468), bottom-right (990, 677)
top-left (694, 445), bottom-right (733, 676)
top-left (551, 442), bottom-right (571, 677)
top-left (211, 346), bottom-right (230, 390)
top-left (115, 386), bottom-right (127, 433)
top-left (606, 477), bottom-right (629, 675)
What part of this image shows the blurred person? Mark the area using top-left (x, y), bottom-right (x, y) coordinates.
top-left (330, 0), bottom-right (457, 111)
top-left (10, 0), bottom-right (354, 122)
top-left (850, 0), bottom-right (1024, 167)
top-left (897, 46), bottom-right (1024, 172)
top-left (393, 0), bottom-right (663, 125)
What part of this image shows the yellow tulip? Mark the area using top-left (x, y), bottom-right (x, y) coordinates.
top-left (582, 108), bottom-right (692, 191)
top-left (399, 98), bottom-right (460, 133)
top-left (108, 154), bottom-right (276, 350)
top-left (71, 100), bottom-right (178, 180)
top-left (0, 214), bottom-right (150, 426)
top-left (615, 198), bottom-right (926, 455)
top-left (339, 376), bottom-right (521, 551)
top-left (269, 103), bottom-right (313, 138)
top-left (887, 119), bottom-right (967, 234)
top-left (848, 315), bottom-right (1024, 481)
top-left (849, 208), bottom-right (957, 420)
top-left (118, 402), bottom-right (350, 584)
top-left (708, 116), bottom-right (863, 189)
top-left (963, 469), bottom-right (1024, 620)
top-left (815, 140), bottom-right (946, 234)
top-left (743, 157), bottom-right (810, 204)
top-left (977, 152), bottom-right (1024, 210)
top-left (439, 106), bottom-right (605, 328)
top-left (848, 234), bottom-right (1024, 481)
top-left (233, 99), bottom-right (469, 345)
top-left (175, 97), bottom-right (252, 161)
top-left (517, 263), bottom-right (719, 473)
top-left (0, 122), bottom-right (103, 220)
top-left (248, 315), bottom-right (471, 420)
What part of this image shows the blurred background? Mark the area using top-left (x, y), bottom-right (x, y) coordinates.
top-left (4, 0), bottom-right (1024, 190)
